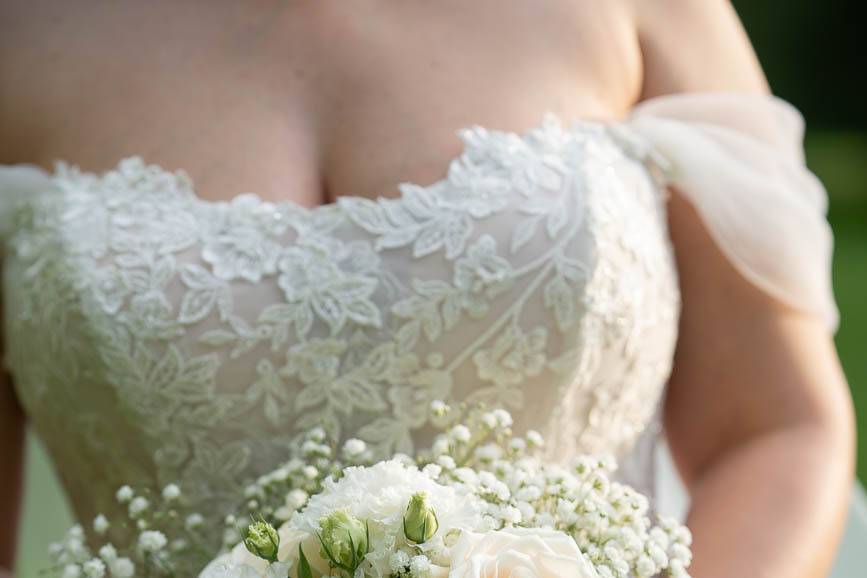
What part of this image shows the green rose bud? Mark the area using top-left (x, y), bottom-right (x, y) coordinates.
top-left (243, 519), bottom-right (280, 563)
top-left (403, 492), bottom-right (439, 543)
top-left (317, 510), bottom-right (368, 572)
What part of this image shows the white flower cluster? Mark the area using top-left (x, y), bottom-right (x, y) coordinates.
top-left (422, 403), bottom-right (692, 578)
top-left (47, 403), bottom-right (692, 578)
top-left (47, 525), bottom-right (133, 578)
top-left (202, 402), bottom-right (692, 578)
top-left (438, 455), bottom-right (691, 578)
top-left (227, 428), bottom-right (374, 546)
top-left (46, 483), bottom-right (196, 578)
top-left (285, 458), bottom-right (486, 578)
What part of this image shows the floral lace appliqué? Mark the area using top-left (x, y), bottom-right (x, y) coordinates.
top-left (2, 112), bottom-right (680, 554)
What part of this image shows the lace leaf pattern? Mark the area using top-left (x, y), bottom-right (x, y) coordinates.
top-left (1, 113), bottom-right (680, 554)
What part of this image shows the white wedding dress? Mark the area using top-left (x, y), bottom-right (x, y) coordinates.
top-left (1, 91), bottom-right (864, 573)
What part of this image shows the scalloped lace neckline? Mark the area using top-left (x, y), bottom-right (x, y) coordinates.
top-left (43, 109), bottom-right (657, 213)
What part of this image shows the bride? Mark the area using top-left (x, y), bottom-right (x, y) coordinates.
top-left (0, 1), bottom-right (860, 577)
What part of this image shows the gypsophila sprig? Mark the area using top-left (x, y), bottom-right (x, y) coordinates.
top-left (46, 404), bottom-right (692, 578)
top-left (45, 482), bottom-right (214, 578)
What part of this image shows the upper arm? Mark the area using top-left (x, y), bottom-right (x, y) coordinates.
top-left (0, 301), bottom-right (27, 570)
top-left (664, 190), bottom-right (854, 487)
top-left (634, 0), bottom-right (769, 98)
top-left (632, 0), bottom-right (855, 486)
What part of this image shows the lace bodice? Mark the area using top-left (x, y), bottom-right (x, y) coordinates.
top-left (0, 92), bottom-right (838, 558)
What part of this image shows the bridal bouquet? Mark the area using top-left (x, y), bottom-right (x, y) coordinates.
top-left (46, 403), bottom-right (692, 578)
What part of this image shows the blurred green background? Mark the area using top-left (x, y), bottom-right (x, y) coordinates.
top-left (12, 2), bottom-right (865, 577)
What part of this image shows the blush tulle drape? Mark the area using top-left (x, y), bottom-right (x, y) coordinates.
top-left (626, 91), bottom-right (838, 331)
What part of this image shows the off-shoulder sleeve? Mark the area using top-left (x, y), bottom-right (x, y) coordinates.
top-left (623, 91), bottom-right (839, 332)
top-left (0, 163), bottom-right (64, 246)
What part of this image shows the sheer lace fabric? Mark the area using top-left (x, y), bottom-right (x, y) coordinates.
top-left (0, 92), bottom-right (836, 556)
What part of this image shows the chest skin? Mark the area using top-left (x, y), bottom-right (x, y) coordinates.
top-left (0, 0), bottom-right (641, 205)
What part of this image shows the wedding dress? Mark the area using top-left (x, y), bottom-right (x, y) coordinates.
top-left (1, 92), bottom-right (860, 570)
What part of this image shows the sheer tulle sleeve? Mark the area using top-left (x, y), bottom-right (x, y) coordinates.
top-left (622, 91), bottom-right (839, 332)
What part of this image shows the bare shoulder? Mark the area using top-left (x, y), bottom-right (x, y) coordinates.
top-left (628, 0), bottom-right (769, 96)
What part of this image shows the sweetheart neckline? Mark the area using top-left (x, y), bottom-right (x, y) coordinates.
top-left (3, 91), bottom-right (795, 217)
top-left (38, 109), bottom-right (651, 215)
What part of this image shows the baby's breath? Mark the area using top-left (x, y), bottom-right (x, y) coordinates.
top-left (44, 404), bottom-right (691, 578)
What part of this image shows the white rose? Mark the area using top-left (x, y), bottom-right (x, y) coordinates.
top-left (448, 527), bottom-right (599, 578)
top-left (277, 526), bottom-right (333, 577)
top-left (198, 559), bottom-right (262, 578)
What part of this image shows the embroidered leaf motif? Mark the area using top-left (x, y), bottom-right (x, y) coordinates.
top-left (329, 375), bottom-right (386, 414)
top-left (295, 383), bottom-right (327, 411)
top-left (345, 299), bottom-right (381, 329)
top-left (545, 202), bottom-right (569, 237)
top-left (188, 439), bottom-right (252, 480)
top-left (180, 264), bottom-right (218, 289)
top-left (198, 330), bottom-right (237, 347)
top-left (399, 182), bottom-right (437, 211)
top-left (391, 295), bottom-right (426, 319)
top-left (121, 269), bottom-right (150, 293)
top-left (257, 303), bottom-right (316, 346)
top-left (511, 215), bottom-right (541, 253)
top-left (361, 342), bottom-right (395, 376)
top-left (313, 294), bottom-right (346, 334)
top-left (421, 307), bottom-right (443, 342)
top-left (412, 224), bottom-right (446, 258)
top-left (392, 279), bottom-right (459, 344)
top-left (441, 294), bottom-right (463, 330)
top-left (357, 418), bottom-right (414, 457)
top-left (174, 353), bottom-right (219, 402)
top-left (441, 215), bottom-right (472, 259)
top-left (413, 278), bottom-right (453, 297)
top-left (341, 190), bottom-right (473, 259)
top-left (544, 275), bottom-right (576, 332)
top-left (152, 255), bottom-right (176, 288)
top-left (338, 197), bottom-right (391, 231)
top-left (148, 344), bottom-right (184, 392)
top-left (179, 288), bottom-right (217, 324)
top-left (373, 226), bottom-right (419, 251)
top-left (293, 304), bottom-right (314, 340)
top-left (395, 319), bottom-right (421, 353)
top-left (258, 304), bottom-right (295, 324)
top-left (247, 360), bottom-right (289, 426)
